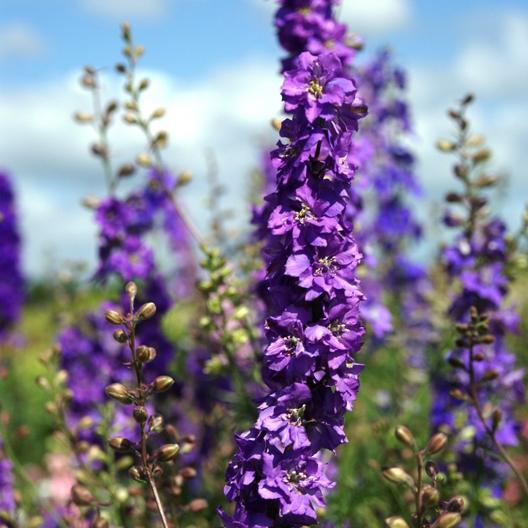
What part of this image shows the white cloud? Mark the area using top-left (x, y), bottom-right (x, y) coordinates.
top-left (0, 22), bottom-right (46, 60)
top-left (81, 0), bottom-right (168, 19)
top-left (339, 0), bottom-right (412, 34)
top-left (0, 59), bottom-right (281, 275)
top-left (454, 12), bottom-right (528, 98)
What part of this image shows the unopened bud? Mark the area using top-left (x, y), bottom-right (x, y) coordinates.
top-left (121, 22), bottom-right (131, 41)
top-left (92, 517), bottom-right (110, 528)
top-left (434, 512), bottom-right (462, 528)
top-left (422, 485), bottom-right (440, 506)
top-left (113, 329), bottom-right (128, 343)
top-left (71, 484), bottom-right (94, 506)
top-left (139, 78), bottom-right (150, 91)
top-left (187, 498), bottom-right (208, 513)
top-left (149, 415), bottom-right (164, 433)
top-left (382, 467), bottom-right (414, 487)
top-left (137, 302), bottom-right (156, 320)
top-left (177, 170), bottom-right (192, 186)
top-left (385, 517), bottom-right (410, 528)
top-left (109, 437), bottom-right (133, 452)
top-left (472, 148), bottom-right (491, 164)
top-left (137, 345), bottom-right (156, 363)
top-left (151, 107), bottom-right (166, 119)
top-left (118, 163), bottom-right (135, 178)
top-left (447, 496), bottom-right (466, 513)
top-left (158, 443), bottom-right (180, 461)
top-left (129, 466), bottom-right (144, 482)
top-left (105, 310), bottom-right (123, 325)
top-left (123, 113), bottom-right (138, 124)
top-left (125, 281), bottom-right (137, 298)
top-left (492, 409), bottom-right (503, 432)
top-left (136, 153), bottom-right (152, 167)
top-left (436, 139), bottom-right (456, 152)
top-left (271, 117), bottom-right (282, 131)
top-left (426, 433), bottom-right (448, 455)
top-left (394, 426), bottom-right (415, 448)
top-left (180, 466), bottom-right (197, 479)
top-left (481, 369), bottom-right (498, 382)
top-left (425, 461), bottom-right (438, 478)
top-left (133, 406), bottom-right (148, 424)
top-left (153, 376), bottom-right (174, 393)
top-left (105, 383), bottom-right (133, 404)
top-left (74, 112), bottom-right (93, 123)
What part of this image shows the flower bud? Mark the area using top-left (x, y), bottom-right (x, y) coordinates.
top-left (137, 302), bottom-right (156, 320)
top-left (425, 461), bottom-right (438, 478)
top-left (153, 375), bottom-right (174, 393)
top-left (422, 485), bottom-right (440, 506)
top-left (74, 112), bottom-right (93, 123)
top-left (158, 443), bottom-right (180, 461)
top-left (385, 517), bottom-right (410, 528)
top-left (105, 383), bottom-right (133, 404)
top-left (151, 107), bottom-right (166, 119)
top-left (180, 466), bottom-right (197, 479)
top-left (472, 148), bottom-right (491, 164)
top-left (109, 437), bottom-right (133, 452)
top-left (71, 484), bottom-right (94, 506)
top-left (92, 517), bottom-right (110, 528)
top-left (271, 118), bottom-right (282, 131)
top-left (113, 330), bottom-right (128, 343)
top-left (382, 467), bottom-right (414, 487)
top-left (447, 496), bottom-right (466, 513)
top-left (491, 408), bottom-right (503, 432)
top-left (125, 281), bottom-right (137, 298)
top-left (187, 498), bottom-right (208, 513)
top-left (136, 153), bottom-right (152, 167)
top-left (426, 433), bottom-right (448, 455)
top-left (177, 170), bottom-right (192, 186)
top-left (436, 139), bottom-right (456, 152)
top-left (137, 345), bottom-right (157, 363)
top-left (105, 310), bottom-right (123, 325)
top-left (118, 163), bottom-right (135, 178)
top-left (129, 466), bottom-right (145, 482)
top-left (133, 406), bottom-right (148, 424)
top-left (434, 512), bottom-right (461, 528)
top-left (139, 78), bottom-right (150, 91)
top-left (394, 426), bottom-right (415, 448)
top-left (149, 414), bottom-right (164, 433)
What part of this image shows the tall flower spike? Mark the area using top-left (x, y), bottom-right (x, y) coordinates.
top-left (220, 41), bottom-right (366, 528)
top-left (431, 96), bottom-right (526, 509)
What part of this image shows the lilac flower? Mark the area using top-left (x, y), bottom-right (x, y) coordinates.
top-left (0, 171), bottom-right (24, 342)
top-left (220, 45), bottom-right (365, 527)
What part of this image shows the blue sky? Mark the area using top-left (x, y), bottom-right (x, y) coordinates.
top-left (1, 0), bottom-right (527, 274)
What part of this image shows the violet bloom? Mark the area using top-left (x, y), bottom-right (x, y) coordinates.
top-left (0, 171), bottom-right (24, 342)
top-left (220, 48), bottom-right (365, 527)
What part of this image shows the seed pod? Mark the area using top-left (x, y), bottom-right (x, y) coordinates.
top-left (113, 330), bottom-right (128, 343)
top-left (426, 433), bottom-right (448, 455)
top-left (385, 517), bottom-right (410, 528)
top-left (105, 310), bottom-right (123, 325)
top-left (109, 437), bottom-right (133, 452)
top-left (433, 512), bottom-right (462, 528)
top-left (158, 443), bottom-right (180, 461)
top-left (105, 383), bottom-right (133, 404)
top-left (382, 467), bottom-right (414, 487)
top-left (394, 426), bottom-right (415, 448)
top-left (137, 302), bottom-right (156, 320)
top-left (133, 406), bottom-right (148, 424)
top-left (187, 498), bottom-right (208, 513)
top-left (71, 484), bottom-right (94, 506)
top-left (153, 375), bottom-right (175, 393)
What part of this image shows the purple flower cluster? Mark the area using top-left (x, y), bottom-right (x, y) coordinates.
top-left (432, 215), bottom-right (525, 483)
top-left (0, 439), bottom-right (16, 523)
top-left (0, 171), bottom-right (24, 341)
top-left (275, 0), bottom-right (359, 72)
top-left (354, 50), bottom-right (433, 354)
top-left (60, 169), bottom-right (194, 440)
top-left (220, 48), bottom-right (365, 527)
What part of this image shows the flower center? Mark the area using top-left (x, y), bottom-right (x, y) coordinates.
top-left (295, 204), bottom-right (313, 224)
top-left (308, 79), bottom-right (324, 98)
top-left (315, 256), bottom-right (337, 276)
top-left (287, 404), bottom-right (306, 426)
top-left (324, 39), bottom-right (335, 49)
top-left (329, 321), bottom-right (346, 335)
top-left (298, 7), bottom-right (310, 16)
top-left (284, 335), bottom-right (299, 355)
top-left (285, 469), bottom-right (307, 488)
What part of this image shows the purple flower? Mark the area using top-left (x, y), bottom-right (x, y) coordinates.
top-left (0, 440), bottom-right (16, 522)
top-left (0, 171), bottom-right (24, 342)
